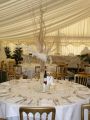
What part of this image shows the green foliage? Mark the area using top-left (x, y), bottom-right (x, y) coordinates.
top-left (12, 47), bottom-right (23, 65)
top-left (78, 53), bottom-right (90, 64)
top-left (4, 47), bottom-right (11, 58)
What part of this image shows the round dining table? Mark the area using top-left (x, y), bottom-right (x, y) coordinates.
top-left (0, 78), bottom-right (90, 120)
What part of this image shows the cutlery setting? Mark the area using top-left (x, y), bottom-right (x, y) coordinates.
top-left (15, 98), bottom-right (27, 104)
top-left (76, 95), bottom-right (86, 99)
top-left (61, 97), bottom-right (72, 103)
top-left (27, 99), bottom-right (33, 105)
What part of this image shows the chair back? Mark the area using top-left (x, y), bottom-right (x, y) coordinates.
top-left (74, 74), bottom-right (88, 86)
top-left (15, 65), bottom-right (22, 79)
top-left (81, 103), bottom-right (90, 120)
top-left (35, 66), bottom-right (40, 79)
top-left (7, 67), bottom-right (16, 80)
top-left (7, 60), bottom-right (15, 68)
top-left (56, 64), bottom-right (68, 79)
top-left (19, 107), bottom-right (56, 120)
top-left (35, 66), bottom-right (40, 73)
top-left (0, 60), bottom-right (7, 71)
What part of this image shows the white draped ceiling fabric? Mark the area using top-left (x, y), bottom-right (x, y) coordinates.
top-left (0, 0), bottom-right (90, 55)
top-left (0, 0), bottom-right (90, 39)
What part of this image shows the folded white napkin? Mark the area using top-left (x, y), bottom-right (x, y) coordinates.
top-left (0, 89), bottom-right (8, 94)
top-left (0, 93), bottom-right (10, 97)
top-left (47, 76), bottom-right (54, 85)
top-left (1, 82), bottom-right (10, 86)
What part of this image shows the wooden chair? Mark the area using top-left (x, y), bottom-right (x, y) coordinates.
top-left (19, 107), bottom-right (56, 120)
top-left (74, 74), bottom-right (88, 86)
top-left (50, 65), bottom-right (57, 79)
top-left (7, 60), bottom-right (15, 68)
top-left (56, 64), bottom-right (68, 80)
top-left (0, 61), bottom-right (7, 71)
top-left (15, 65), bottom-right (22, 79)
top-left (6, 60), bottom-right (16, 80)
top-left (7, 67), bottom-right (16, 80)
top-left (50, 71), bottom-right (57, 79)
top-left (35, 66), bottom-right (40, 79)
top-left (81, 103), bottom-right (90, 120)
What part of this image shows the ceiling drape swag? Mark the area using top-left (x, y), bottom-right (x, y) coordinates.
top-left (0, 0), bottom-right (90, 39)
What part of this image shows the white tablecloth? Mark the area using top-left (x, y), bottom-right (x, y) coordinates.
top-left (0, 79), bottom-right (90, 120)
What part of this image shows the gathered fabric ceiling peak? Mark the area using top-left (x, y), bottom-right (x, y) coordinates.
top-left (0, 0), bottom-right (90, 40)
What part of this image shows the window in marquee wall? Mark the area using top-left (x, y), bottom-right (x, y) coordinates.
top-left (63, 44), bottom-right (86, 56)
top-left (57, 44), bottom-right (90, 56)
